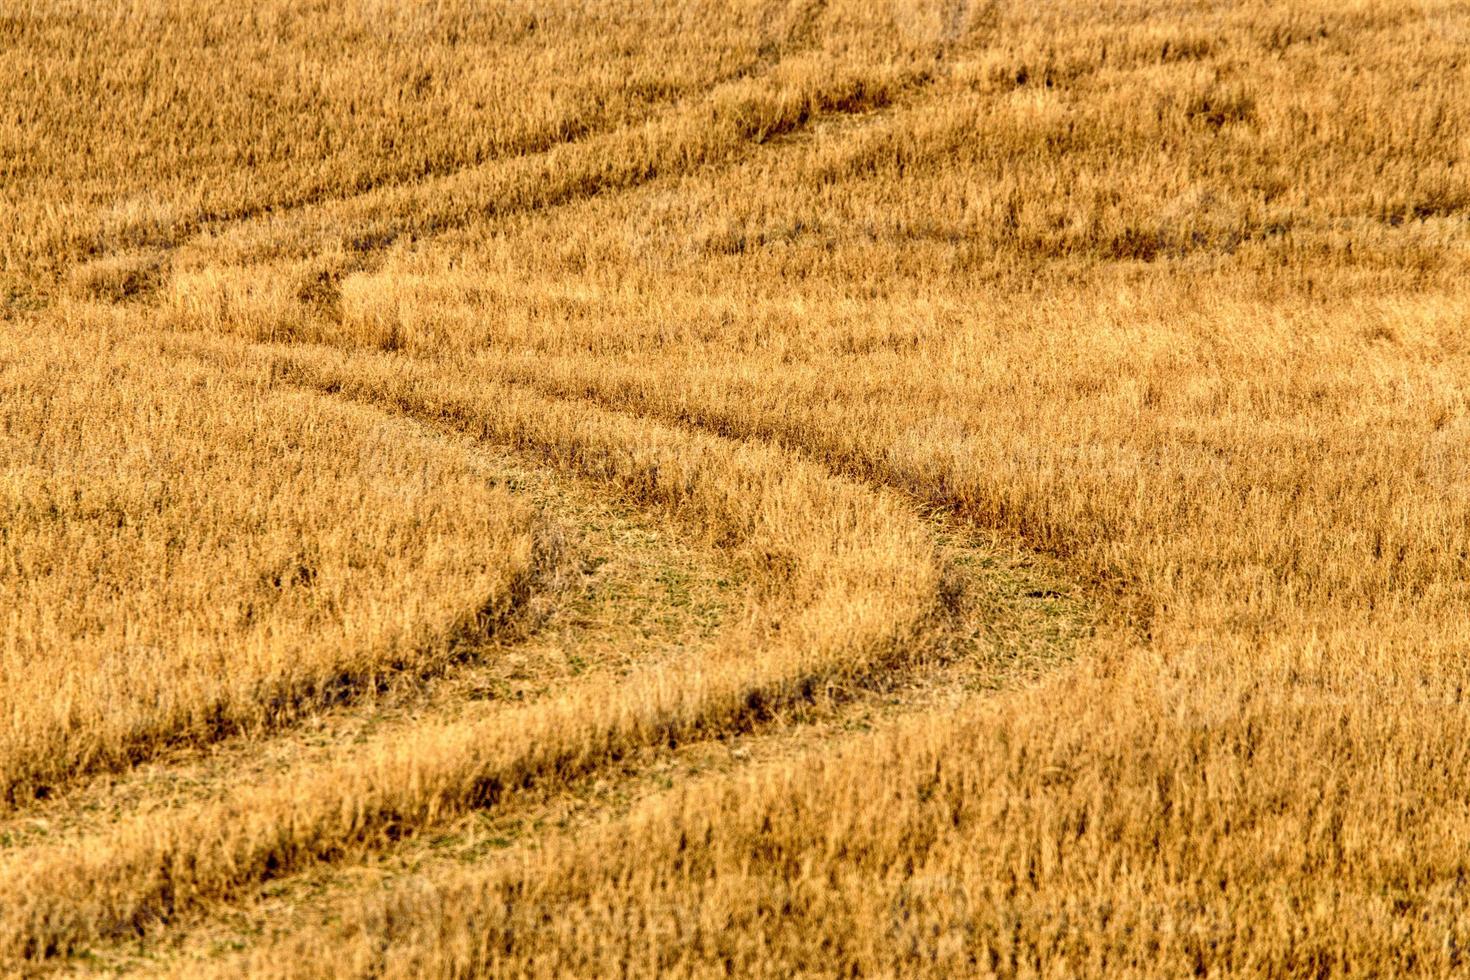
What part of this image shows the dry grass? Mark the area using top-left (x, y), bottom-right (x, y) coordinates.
top-left (4, 0), bottom-right (1470, 974)
top-left (0, 333), bottom-right (948, 961)
top-left (0, 321), bottom-right (537, 807)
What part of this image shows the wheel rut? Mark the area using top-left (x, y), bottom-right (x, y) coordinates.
top-left (0, 328), bottom-right (1091, 973)
top-left (0, 436), bottom-right (737, 856)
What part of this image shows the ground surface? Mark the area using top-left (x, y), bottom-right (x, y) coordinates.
top-left (3, 1), bottom-right (1470, 975)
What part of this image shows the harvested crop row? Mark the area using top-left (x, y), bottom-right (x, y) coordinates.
top-left (0, 319), bottom-right (540, 806)
top-left (0, 331), bottom-right (945, 964)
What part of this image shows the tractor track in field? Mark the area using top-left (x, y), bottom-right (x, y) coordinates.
top-left (2, 69), bottom-right (934, 813)
top-left (0, 328), bottom-right (1089, 975)
top-left (56, 0), bottom-right (841, 279)
top-left (0, 431), bottom-right (738, 855)
top-left (5, 33), bottom-right (1074, 965)
top-left (63, 2), bottom-right (914, 303)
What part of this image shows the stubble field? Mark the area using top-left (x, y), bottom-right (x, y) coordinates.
top-left (3, 0), bottom-right (1470, 975)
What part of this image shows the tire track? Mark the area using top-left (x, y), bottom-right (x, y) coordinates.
top-left (13, 343), bottom-right (1087, 977)
top-left (0, 438), bottom-right (737, 856)
top-left (55, 0), bottom-right (831, 280)
top-left (61, 0), bottom-right (851, 300)
top-left (0, 333), bottom-right (557, 812)
top-left (174, 65), bottom-right (918, 275)
top-left (0, 325), bottom-right (969, 965)
top-left (439, 350), bottom-right (1141, 611)
top-left (144, 67), bottom-right (928, 352)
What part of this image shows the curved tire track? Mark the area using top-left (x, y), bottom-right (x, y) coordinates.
top-left (0, 325), bottom-right (1087, 969)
